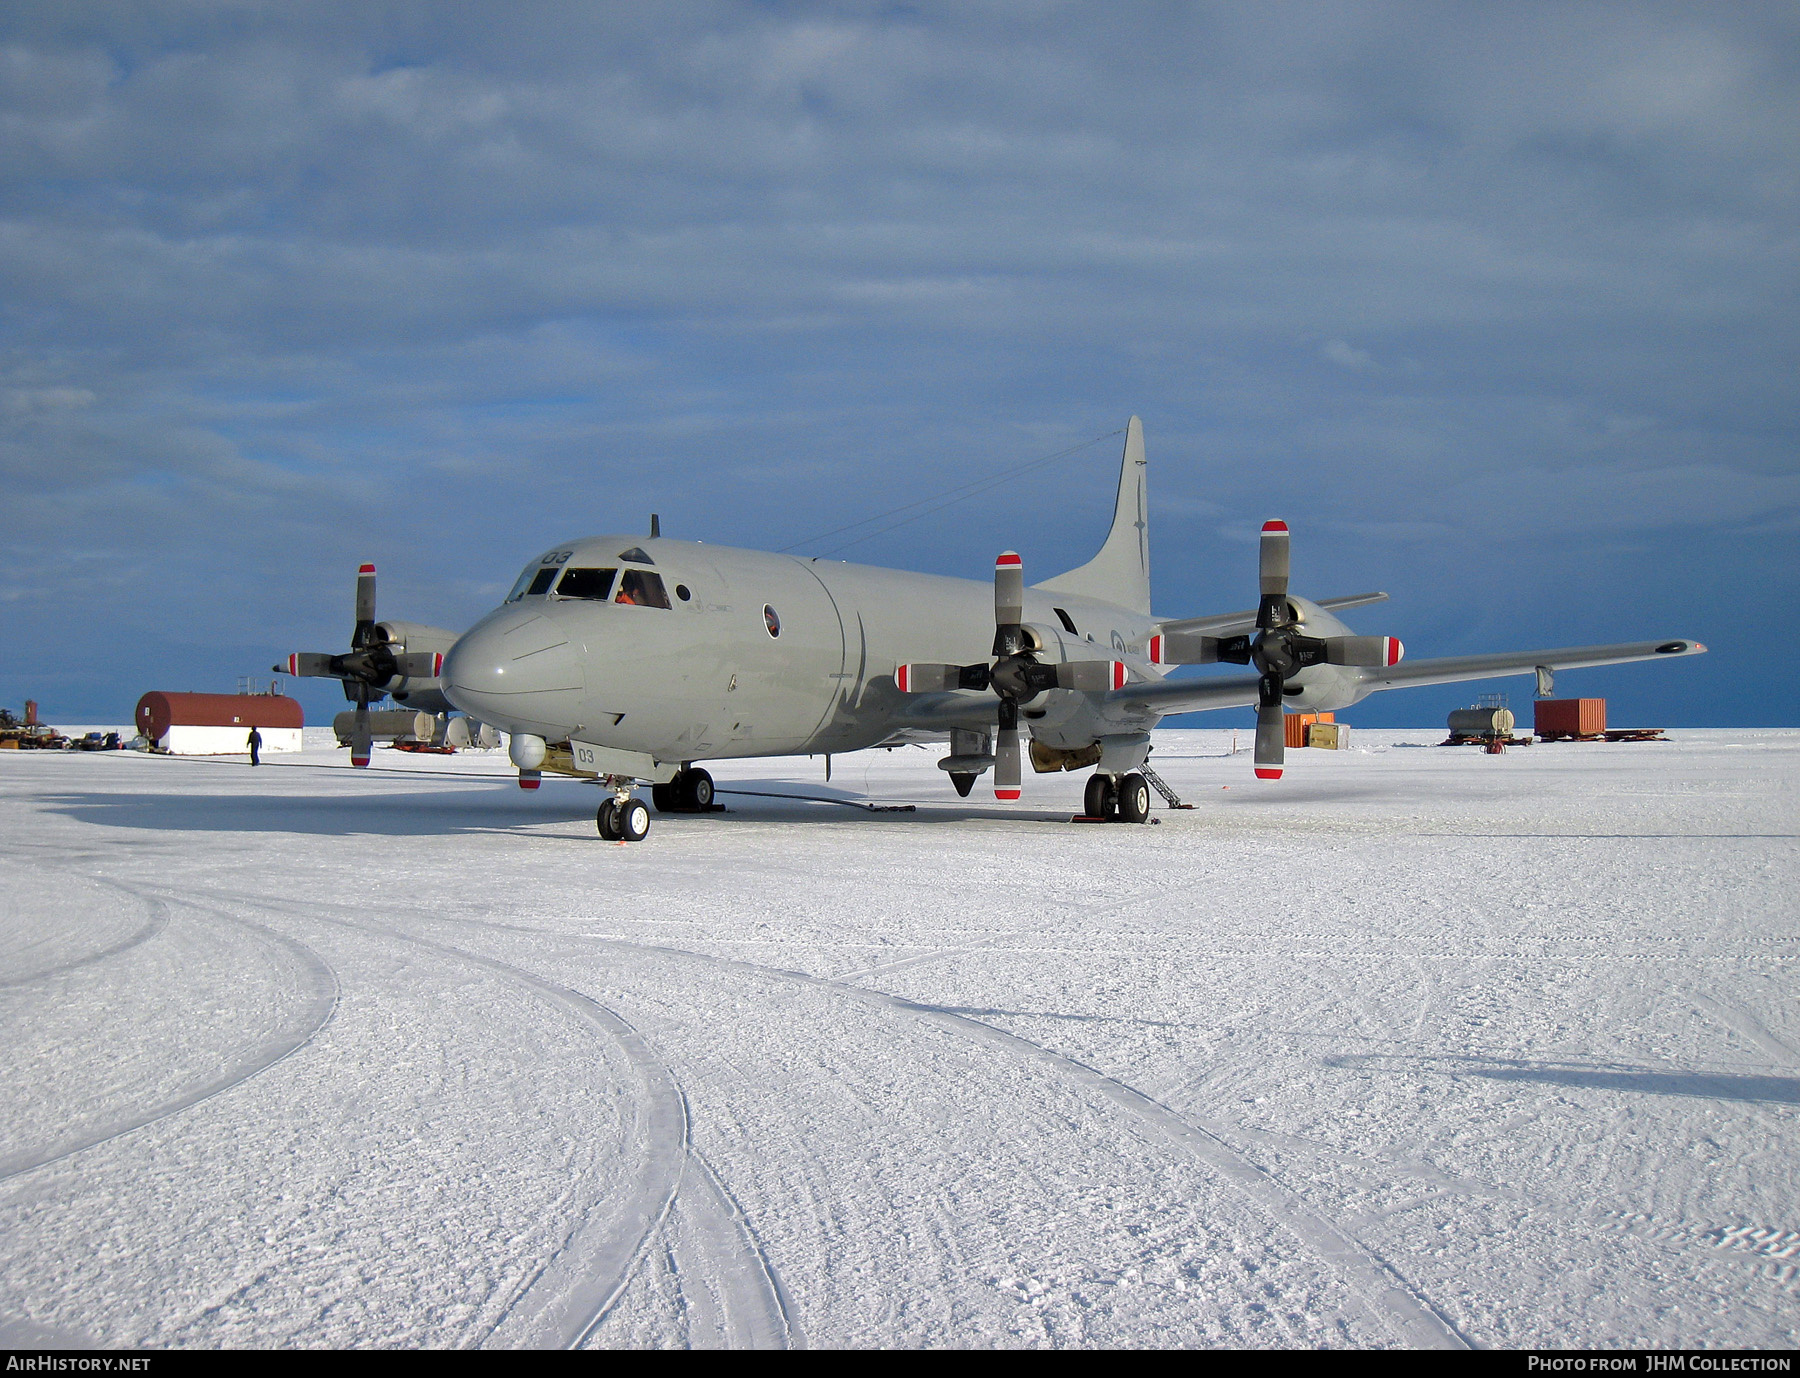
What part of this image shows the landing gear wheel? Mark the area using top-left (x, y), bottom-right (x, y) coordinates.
top-left (680, 768), bottom-right (715, 811)
top-left (1084, 773), bottom-right (1117, 820)
top-left (950, 771), bottom-right (976, 798)
top-left (1117, 772), bottom-right (1152, 823)
top-left (650, 782), bottom-right (676, 813)
top-left (618, 798), bottom-right (651, 842)
top-left (596, 799), bottom-right (621, 839)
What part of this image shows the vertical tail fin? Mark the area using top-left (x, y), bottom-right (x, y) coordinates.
top-left (1034, 416), bottom-right (1150, 614)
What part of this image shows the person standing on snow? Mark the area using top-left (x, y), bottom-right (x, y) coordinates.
top-left (247, 726), bottom-right (262, 766)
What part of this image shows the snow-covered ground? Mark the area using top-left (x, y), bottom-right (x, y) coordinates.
top-left (1, 727), bottom-right (1795, 1350)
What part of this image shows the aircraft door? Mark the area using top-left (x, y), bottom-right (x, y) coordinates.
top-left (712, 554), bottom-right (847, 753)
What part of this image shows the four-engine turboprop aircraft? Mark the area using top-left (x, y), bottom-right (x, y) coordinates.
top-left (281, 418), bottom-right (1705, 841)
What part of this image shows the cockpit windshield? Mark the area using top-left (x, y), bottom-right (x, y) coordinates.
top-left (506, 562), bottom-right (561, 602)
top-left (556, 567), bottom-right (617, 600)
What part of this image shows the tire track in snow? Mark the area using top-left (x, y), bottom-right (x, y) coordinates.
top-left (664, 1146), bottom-right (804, 1349)
top-left (429, 917), bottom-right (1470, 1349)
top-left (0, 884), bottom-right (339, 1183)
top-left (0, 893), bottom-right (171, 989)
top-left (1689, 992), bottom-right (1799, 1066)
top-left (195, 890), bottom-right (792, 1350)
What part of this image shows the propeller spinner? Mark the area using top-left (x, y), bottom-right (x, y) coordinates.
top-left (898, 551), bottom-right (1124, 801)
top-left (275, 563), bottom-right (442, 768)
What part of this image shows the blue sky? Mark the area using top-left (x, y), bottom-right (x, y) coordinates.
top-left (2, 2), bottom-right (1795, 731)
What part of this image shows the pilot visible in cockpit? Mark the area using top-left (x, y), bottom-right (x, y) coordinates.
top-left (615, 569), bottom-right (670, 608)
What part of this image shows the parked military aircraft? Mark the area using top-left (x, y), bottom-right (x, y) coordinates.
top-left (280, 418), bottom-right (1704, 841)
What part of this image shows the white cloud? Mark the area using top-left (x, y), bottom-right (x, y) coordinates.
top-left (1321, 339), bottom-right (1374, 370)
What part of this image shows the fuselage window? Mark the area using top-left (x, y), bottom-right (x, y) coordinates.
top-left (616, 569), bottom-right (672, 609)
top-left (764, 604), bottom-right (781, 638)
top-left (524, 568), bottom-right (559, 597)
top-left (617, 547), bottom-right (654, 565)
top-left (556, 567), bottom-right (617, 600)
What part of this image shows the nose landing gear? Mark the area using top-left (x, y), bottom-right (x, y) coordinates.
top-left (597, 777), bottom-right (653, 842)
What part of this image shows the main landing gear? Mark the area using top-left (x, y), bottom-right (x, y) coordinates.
top-left (1083, 771), bottom-right (1152, 824)
top-left (650, 767), bottom-right (715, 814)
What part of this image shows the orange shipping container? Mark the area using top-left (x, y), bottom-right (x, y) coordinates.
top-left (1533, 698), bottom-right (1606, 738)
top-left (1284, 711), bottom-right (1335, 749)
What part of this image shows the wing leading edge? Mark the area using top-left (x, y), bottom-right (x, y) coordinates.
top-left (1109, 637), bottom-right (1706, 718)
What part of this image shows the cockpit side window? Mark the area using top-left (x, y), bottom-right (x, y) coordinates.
top-left (524, 568), bottom-right (558, 597)
top-left (555, 567), bottom-right (617, 600)
top-left (505, 565), bottom-right (540, 602)
top-left (615, 569), bottom-right (671, 609)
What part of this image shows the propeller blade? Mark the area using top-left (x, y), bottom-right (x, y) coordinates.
top-left (1254, 702), bottom-right (1286, 780)
top-left (351, 682), bottom-right (372, 768)
top-left (897, 663), bottom-right (960, 693)
top-left (1053, 660), bottom-right (1127, 692)
top-left (1150, 632), bottom-right (1222, 666)
top-left (394, 650), bottom-right (443, 679)
top-left (1322, 635), bottom-right (1404, 668)
top-left (1257, 521), bottom-right (1290, 630)
top-left (994, 699), bottom-right (1021, 799)
top-left (1258, 521), bottom-right (1289, 596)
top-left (278, 653), bottom-right (337, 677)
top-left (994, 551), bottom-right (1024, 630)
top-left (355, 562), bottom-right (377, 627)
top-left (994, 728), bottom-right (1021, 799)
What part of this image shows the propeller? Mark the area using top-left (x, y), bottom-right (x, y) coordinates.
top-left (1152, 521), bottom-right (1402, 780)
top-left (275, 562), bottom-right (442, 768)
top-left (898, 551), bottom-right (1124, 801)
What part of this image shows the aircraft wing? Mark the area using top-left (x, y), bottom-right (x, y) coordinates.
top-left (1352, 637), bottom-right (1706, 692)
top-left (1107, 673), bottom-right (1264, 716)
top-left (1106, 637), bottom-right (1705, 718)
top-left (895, 690), bottom-right (998, 729)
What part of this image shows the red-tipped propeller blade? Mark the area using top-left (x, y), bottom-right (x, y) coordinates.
top-left (350, 681), bottom-right (372, 768)
top-left (994, 551), bottom-right (1024, 630)
top-left (1253, 702), bottom-right (1285, 780)
top-left (1258, 521), bottom-right (1290, 600)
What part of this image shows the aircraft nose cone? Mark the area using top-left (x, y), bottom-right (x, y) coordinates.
top-left (442, 606), bottom-right (585, 737)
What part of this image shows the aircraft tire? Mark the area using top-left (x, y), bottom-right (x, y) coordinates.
top-left (680, 768), bottom-right (714, 811)
top-left (619, 798), bottom-right (652, 842)
top-left (1084, 773), bottom-right (1117, 821)
top-left (1117, 772), bottom-right (1152, 824)
top-left (650, 783), bottom-right (676, 813)
top-left (950, 771), bottom-right (976, 798)
top-left (596, 799), bottom-right (622, 840)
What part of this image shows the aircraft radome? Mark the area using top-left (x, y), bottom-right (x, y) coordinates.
top-left (279, 418), bottom-right (1705, 842)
